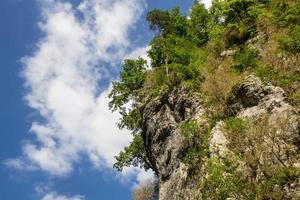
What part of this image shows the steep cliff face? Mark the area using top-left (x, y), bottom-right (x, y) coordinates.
top-left (141, 76), bottom-right (300, 200)
top-left (142, 87), bottom-right (205, 199)
top-left (107, 2), bottom-right (300, 198)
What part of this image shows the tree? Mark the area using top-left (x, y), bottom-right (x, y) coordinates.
top-left (109, 58), bottom-right (147, 136)
top-left (114, 133), bottom-right (152, 171)
top-left (222, 0), bottom-right (254, 24)
top-left (109, 58), bottom-right (147, 112)
top-left (147, 7), bottom-right (188, 37)
top-left (148, 35), bottom-right (195, 67)
top-left (109, 59), bottom-right (151, 171)
top-left (188, 1), bottom-right (210, 46)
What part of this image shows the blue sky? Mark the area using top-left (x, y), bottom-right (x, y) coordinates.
top-left (0, 0), bottom-right (210, 199)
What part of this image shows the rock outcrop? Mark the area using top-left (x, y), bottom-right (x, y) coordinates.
top-left (142, 87), bottom-right (205, 200)
top-left (141, 76), bottom-right (300, 200)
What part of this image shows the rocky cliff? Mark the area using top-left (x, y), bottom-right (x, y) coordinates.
top-left (141, 75), bottom-right (300, 200)
top-left (109, 2), bottom-right (300, 199)
top-left (142, 87), bottom-right (204, 199)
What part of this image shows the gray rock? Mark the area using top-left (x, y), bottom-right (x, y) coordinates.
top-left (141, 76), bottom-right (299, 200)
top-left (220, 49), bottom-right (236, 57)
top-left (142, 87), bottom-right (204, 200)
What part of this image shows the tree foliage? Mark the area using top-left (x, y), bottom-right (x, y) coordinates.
top-left (188, 2), bottom-right (210, 46)
top-left (114, 133), bottom-right (151, 171)
top-left (109, 58), bottom-right (147, 112)
top-left (146, 7), bottom-right (188, 37)
top-left (148, 35), bottom-right (195, 68)
top-left (278, 26), bottom-right (300, 55)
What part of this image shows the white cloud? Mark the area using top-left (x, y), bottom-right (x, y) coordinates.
top-left (125, 45), bottom-right (151, 67)
top-left (4, 158), bottom-right (36, 171)
top-left (5, 0), bottom-right (149, 180)
top-left (41, 192), bottom-right (84, 200)
top-left (200, 0), bottom-right (212, 8)
top-left (126, 46), bottom-right (149, 60)
top-left (118, 166), bottom-right (154, 188)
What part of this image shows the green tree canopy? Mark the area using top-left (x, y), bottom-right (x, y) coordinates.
top-left (109, 58), bottom-right (147, 112)
top-left (114, 133), bottom-right (152, 171)
top-left (146, 7), bottom-right (188, 37)
top-left (188, 2), bottom-right (210, 46)
top-left (148, 35), bottom-right (195, 68)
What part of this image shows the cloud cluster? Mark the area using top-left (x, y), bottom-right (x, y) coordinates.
top-left (41, 192), bottom-right (84, 200)
top-left (7, 0), bottom-right (146, 178)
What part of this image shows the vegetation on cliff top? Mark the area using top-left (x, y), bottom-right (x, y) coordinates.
top-left (109, 0), bottom-right (300, 199)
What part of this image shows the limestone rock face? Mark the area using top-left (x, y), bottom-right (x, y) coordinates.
top-left (142, 87), bottom-right (204, 200)
top-left (228, 75), bottom-right (300, 161)
top-left (228, 75), bottom-right (292, 117)
top-left (141, 76), bottom-right (299, 200)
top-left (216, 75), bottom-right (300, 199)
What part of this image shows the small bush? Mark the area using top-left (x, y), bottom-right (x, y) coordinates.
top-left (180, 120), bottom-right (210, 167)
top-left (143, 68), bottom-right (170, 100)
top-left (220, 114), bottom-right (300, 199)
top-left (201, 158), bottom-right (250, 200)
top-left (180, 120), bottom-right (202, 166)
top-left (184, 48), bottom-right (209, 89)
top-left (254, 65), bottom-right (300, 94)
top-left (223, 114), bottom-right (300, 197)
top-left (256, 11), bottom-right (276, 34)
top-left (208, 25), bottom-right (226, 56)
top-left (182, 147), bottom-right (200, 165)
top-left (258, 167), bottom-right (300, 200)
top-left (224, 117), bottom-right (249, 134)
top-left (271, 0), bottom-right (300, 27)
top-left (277, 25), bottom-right (300, 55)
top-left (224, 117), bottom-right (249, 152)
top-left (180, 120), bottom-right (199, 138)
top-left (258, 39), bottom-right (294, 73)
top-left (290, 87), bottom-right (300, 109)
top-left (202, 64), bottom-right (243, 118)
top-left (232, 46), bottom-right (258, 72)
